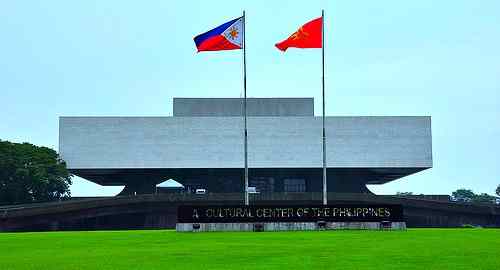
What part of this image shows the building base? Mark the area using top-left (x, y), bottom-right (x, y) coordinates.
top-left (176, 221), bottom-right (407, 232)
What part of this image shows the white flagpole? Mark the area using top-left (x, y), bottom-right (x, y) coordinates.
top-left (243, 11), bottom-right (249, 206)
top-left (321, 10), bottom-right (328, 206)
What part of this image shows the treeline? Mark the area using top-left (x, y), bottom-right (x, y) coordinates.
top-left (397, 186), bottom-right (500, 205)
top-left (451, 188), bottom-right (499, 204)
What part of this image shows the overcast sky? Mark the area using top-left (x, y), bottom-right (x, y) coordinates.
top-left (1, 0), bottom-right (499, 196)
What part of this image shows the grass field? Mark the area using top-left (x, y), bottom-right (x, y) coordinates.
top-left (0, 229), bottom-right (499, 270)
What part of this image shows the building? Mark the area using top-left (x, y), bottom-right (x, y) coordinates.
top-left (59, 98), bottom-right (432, 196)
top-left (4, 110), bottom-right (500, 231)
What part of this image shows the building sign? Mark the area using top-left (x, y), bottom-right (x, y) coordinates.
top-left (178, 205), bottom-right (404, 223)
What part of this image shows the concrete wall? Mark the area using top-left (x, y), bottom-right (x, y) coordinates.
top-left (59, 116), bottom-right (432, 169)
top-left (173, 98), bottom-right (314, 117)
top-left (176, 222), bottom-right (407, 232)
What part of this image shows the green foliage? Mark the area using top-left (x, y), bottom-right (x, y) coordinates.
top-left (473, 193), bottom-right (497, 204)
top-left (396, 192), bottom-right (414, 196)
top-left (0, 229), bottom-right (499, 270)
top-left (451, 188), bottom-right (498, 204)
top-left (497, 184), bottom-right (500, 197)
top-left (0, 140), bottom-right (72, 205)
top-left (451, 189), bottom-right (475, 202)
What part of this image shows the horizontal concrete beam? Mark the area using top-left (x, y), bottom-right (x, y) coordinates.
top-left (59, 116), bottom-right (432, 169)
top-left (173, 98), bottom-right (314, 117)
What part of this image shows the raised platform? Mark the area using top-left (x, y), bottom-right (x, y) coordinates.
top-left (176, 222), bottom-right (407, 232)
top-left (1, 193), bottom-right (499, 232)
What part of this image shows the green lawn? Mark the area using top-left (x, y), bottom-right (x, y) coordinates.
top-left (0, 229), bottom-right (499, 270)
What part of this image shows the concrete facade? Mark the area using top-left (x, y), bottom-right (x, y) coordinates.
top-left (175, 222), bottom-right (407, 232)
top-left (60, 116), bottom-right (431, 169)
top-left (173, 98), bottom-right (314, 117)
top-left (59, 98), bottom-right (432, 194)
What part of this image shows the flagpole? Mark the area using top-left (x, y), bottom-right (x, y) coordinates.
top-left (321, 9), bottom-right (328, 206)
top-left (243, 10), bottom-right (249, 206)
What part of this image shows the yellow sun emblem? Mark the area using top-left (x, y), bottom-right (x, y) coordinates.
top-left (228, 26), bottom-right (239, 40)
top-left (291, 27), bottom-right (309, 40)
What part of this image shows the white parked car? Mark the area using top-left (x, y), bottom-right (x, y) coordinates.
top-left (247, 187), bottom-right (259, 194)
top-left (195, 188), bottom-right (207, 195)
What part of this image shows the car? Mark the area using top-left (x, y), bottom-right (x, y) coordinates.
top-left (247, 187), bottom-right (259, 194)
top-left (195, 188), bottom-right (207, 195)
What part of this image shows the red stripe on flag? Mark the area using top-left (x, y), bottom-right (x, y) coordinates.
top-left (197, 35), bottom-right (241, 52)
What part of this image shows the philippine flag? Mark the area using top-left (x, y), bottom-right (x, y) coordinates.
top-left (194, 17), bottom-right (243, 52)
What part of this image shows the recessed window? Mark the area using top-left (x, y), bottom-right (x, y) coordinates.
top-left (284, 178), bottom-right (306, 193)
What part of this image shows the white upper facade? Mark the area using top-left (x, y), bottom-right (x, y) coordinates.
top-left (59, 98), bottom-right (432, 170)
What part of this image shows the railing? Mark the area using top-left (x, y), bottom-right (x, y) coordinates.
top-left (1, 192), bottom-right (499, 216)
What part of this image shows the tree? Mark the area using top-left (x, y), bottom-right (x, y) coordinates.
top-left (0, 140), bottom-right (72, 205)
top-left (496, 184), bottom-right (500, 197)
top-left (451, 189), bottom-right (475, 202)
top-left (451, 188), bottom-right (498, 204)
top-left (473, 193), bottom-right (496, 204)
top-left (396, 192), bottom-right (414, 196)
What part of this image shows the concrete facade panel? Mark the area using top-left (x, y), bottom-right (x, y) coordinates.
top-left (173, 98), bottom-right (314, 117)
top-left (59, 116), bottom-right (432, 169)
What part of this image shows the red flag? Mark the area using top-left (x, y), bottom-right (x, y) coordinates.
top-left (275, 17), bottom-right (322, 52)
